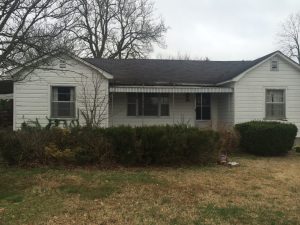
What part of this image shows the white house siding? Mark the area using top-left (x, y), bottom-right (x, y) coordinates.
top-left (109, 93), bottom-right (219, 129)
top-left (217, 93), bottom-right (234, 128)
top-left (14, 57), bottom-right (109, 130)
top-left (234, 56), bottom-right (300, 136)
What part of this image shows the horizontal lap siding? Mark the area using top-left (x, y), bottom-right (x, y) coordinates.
top-left (234, 56), bottom-right (300, 136)
top-left (217, 93), bottom-right (234, 128)
top-left (14, 58), bottom-right (109, 129)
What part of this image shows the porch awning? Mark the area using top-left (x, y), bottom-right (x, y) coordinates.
top-left (109, 86), bottom-right (233, 93)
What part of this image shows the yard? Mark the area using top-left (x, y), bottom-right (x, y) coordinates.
top-left (0, 153), bottom-right (300, 225)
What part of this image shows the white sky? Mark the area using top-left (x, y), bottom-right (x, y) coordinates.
top-left (152, 0), bottom-right (300, 60)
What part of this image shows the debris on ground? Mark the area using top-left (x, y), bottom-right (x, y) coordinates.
top-left (227, 162), bottom-right (240, 167)
top-left (218, 152), bottom-right (240, 167)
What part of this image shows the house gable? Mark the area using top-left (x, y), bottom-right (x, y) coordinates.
top-left (9, 54), bottom-right (114, 81)
top-left (233, 52), bottom-right (300, 136)
top-left (226, 51), bottom-right (300, 84)
top-left (13, 56), bottom-right (110, 130)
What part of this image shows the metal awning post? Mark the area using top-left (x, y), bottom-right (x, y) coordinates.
top-left (111, 90), bottom-right (114, 127)
top-left (172, 85), bottom-right (175, 125)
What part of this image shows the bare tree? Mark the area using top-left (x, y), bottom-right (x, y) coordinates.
top-left (70, 0), bottom-right (167, 59)
top-left (0, 0), bottom-right (75, 80)
top-left (80, 73), bottom-right (109, 127)
top-left (277, 13), bottom-right (300, 63)
top-left (156, 52), bottom-right (210, 61)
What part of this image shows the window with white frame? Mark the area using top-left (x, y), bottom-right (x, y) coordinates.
top-left (51, 86), bottom-right (75, 118)
top-left (265, 89), bottom-right (285, 119)
top-left (270, 60), bottom-right (278, 71)
top-left (127, 93), bottom-right (169, 116)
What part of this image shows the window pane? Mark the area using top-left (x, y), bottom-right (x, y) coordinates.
top-left (266, 104), bottom-right (285, 118)
top-left (196, 94), bottom-right (211, 120)
top-left (127, 93), bottom-right (136, 103)
top-left (202, 106), bottom-right (211, 120)
top-left (58, 87), bottom-right (72, 101)
top-left (138, 94), bottom-right (143, 116)
top-left (266, 90), bottom-right (284, 103)
top-left (144, 94), bottom-right (159, 116)
top-left (161, 94), bottom-right (169, 104)
top-left (196, 106), bottom-right (202, 120)
top-left (127, 94), bottom-right (137, 116)
top-left (202, 93), bottom-right (210, 106)
top-left (127, 104), bottom-right (136, 116)
top-left (161, 104), bottom-right (169, 116)
top-left (196, 94), bottom-right (201, 105)
top-left (51, 102), bottom-right (75, 118)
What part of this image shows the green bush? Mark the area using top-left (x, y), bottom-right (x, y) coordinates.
top-left (0, 131), bottom-right (22, 165)
top-left (0, 125), bottom-right (220, 166)
top-left (235, 121), bottom-right (297, 156)
top-left (294, 146), bottom-right (300, 153)
top-left (104, 126), bottom-right (137, 165)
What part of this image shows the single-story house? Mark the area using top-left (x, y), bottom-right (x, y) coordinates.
top-left (3, 51), bottom-right (300, 136)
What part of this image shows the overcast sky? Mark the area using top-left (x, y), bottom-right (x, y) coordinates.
top-left (152, 0), bottom-right (300, 60)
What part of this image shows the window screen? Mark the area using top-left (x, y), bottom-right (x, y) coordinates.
top-left (51, 86), bottom-right (75, 118)
top-left (266, 89), bottom-right (285, 119)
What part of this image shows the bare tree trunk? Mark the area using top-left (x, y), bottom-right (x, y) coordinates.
top-left (80, 73), bottom-right (109, 127)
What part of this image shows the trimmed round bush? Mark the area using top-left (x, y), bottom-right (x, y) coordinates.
top-left (235, 121), bottom-right (297, 156)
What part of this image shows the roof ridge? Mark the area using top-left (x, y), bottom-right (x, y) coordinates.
top-left (82, 58), bottom-right (253, 63)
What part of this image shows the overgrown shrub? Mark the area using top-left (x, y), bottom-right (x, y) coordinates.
top-left (235, 121), bottom-right (297, 156)
top-left (107, 125), bottom-right (220, 166)
top-left (294, 146), bottom-right (300, 153)
top-left (0, 125), bottom-right (221, 166)
top-left (0, 131), bottom-right (22, 165)
top-left (217, 128), bottom-right (240, 155)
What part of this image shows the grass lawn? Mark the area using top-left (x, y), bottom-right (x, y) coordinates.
top-left (1, 152), bottom-right (300, 225)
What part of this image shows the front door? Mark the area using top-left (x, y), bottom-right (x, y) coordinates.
top-left (195, 93), bottom-right (211, 127)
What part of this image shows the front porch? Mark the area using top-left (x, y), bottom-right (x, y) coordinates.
top-left (109, 86), bottom-right (234, 129)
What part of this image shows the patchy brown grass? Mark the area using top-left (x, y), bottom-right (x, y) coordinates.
top-left (1, 152), bottom-right (300, 225)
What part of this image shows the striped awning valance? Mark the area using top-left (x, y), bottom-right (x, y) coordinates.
top-left (109, 86), bottom-right (233, 93)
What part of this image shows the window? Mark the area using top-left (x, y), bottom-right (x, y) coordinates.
top-left (185, 93), bottom-right (190, 102)
top-left (127, 93), bottom-right (137, 116)
top-left (271, 60), bottom-right (278, 71)
top-left (266, 89), bottom-right (285, 119)
top-left (127, 93), bottom-right (169, 116)
top-left (51, 86), bottom-right (75, 118)
top-left (144, 94), bottom-right (159, 116)
top-left (59, 60), bottom-right (66, 69)
top-left (196, 93), bottom-right (211, 120)
top-left (160, 94), bottom-right (170, 116)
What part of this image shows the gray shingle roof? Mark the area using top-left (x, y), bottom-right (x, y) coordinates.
top-left (0, 80), bottom-right (13, 94)
top-left (83, 51), bottom-right (278, 86)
